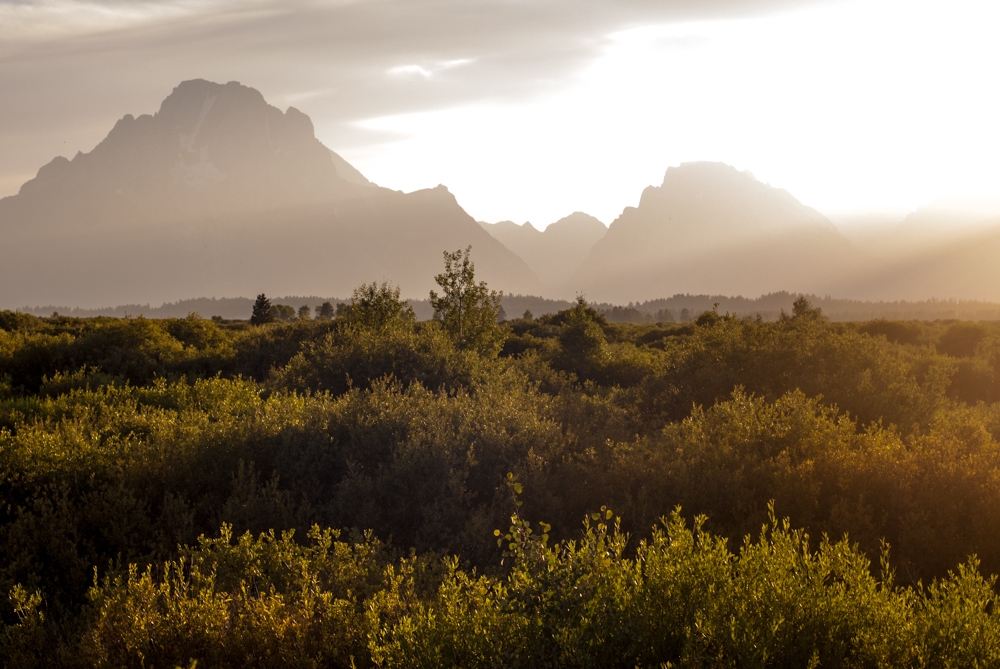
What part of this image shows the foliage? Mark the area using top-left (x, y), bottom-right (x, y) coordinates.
top-left (273, 283), bottom-right (475, 395)
top-left (791, 295), bottom-right (825, 320)
top-left (271, 304), bottom-right (297, 322)
top-left (369, 506), bottom-right (1000, 668)
top-left (80, 524), bottom-right (389, 669)
top-left (938, 322), bottom-right (987, 357)
top-left (342, 282), bottom-right (414, 331)
top-left (316, 302), bottom-right (335, 321)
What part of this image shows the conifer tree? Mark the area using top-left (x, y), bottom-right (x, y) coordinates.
top-left (251, 293), bottom-right (274, 325)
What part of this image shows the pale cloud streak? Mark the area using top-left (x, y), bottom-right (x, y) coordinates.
top-left (388, 59), bottom-right (474, 79)
top-left (0, 0), bottom-right (242, 42)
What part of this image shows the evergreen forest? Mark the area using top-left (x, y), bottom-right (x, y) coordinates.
top-left (6, 252), bottom-right (1000, 666)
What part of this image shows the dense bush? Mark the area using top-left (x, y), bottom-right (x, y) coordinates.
top-left (9, 506), bottom-right (1000, 668)
top-left (6, 291), bottom-right (1000, 665)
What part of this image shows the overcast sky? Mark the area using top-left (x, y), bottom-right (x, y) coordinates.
top-left (2, 0), bottom-right (998, 227)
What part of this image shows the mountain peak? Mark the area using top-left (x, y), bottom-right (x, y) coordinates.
top-left (573, 161), bottom-right (856, 301)
top-left (656, 161), bottom-right (764, 197)
top-left (4, 79), bottom-right (371, 227)
top-left (625, 160), bottom-right (828, 237)
top-left (664, 160), bottom-right (748, 180)
top-left (157, 79), bottom-right (266, 120)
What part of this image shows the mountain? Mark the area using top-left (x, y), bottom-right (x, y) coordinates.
top-left (570, 162), bottom-right (861, 302)
top-left (0, 79), bottom-right (541, 308)
top-left (480, 212), bottom-right (606, 293)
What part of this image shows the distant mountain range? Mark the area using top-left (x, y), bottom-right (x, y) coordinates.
top-left (3, 78), bottom-right (1000, 309)
top-left (478, 165), bottom-right (1000, 303)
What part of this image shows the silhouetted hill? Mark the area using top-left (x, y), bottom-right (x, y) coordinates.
top-left (480, 211), bottom-right (606, 292)
top-left (571, 162), bottom-right (861, 302)
top-left (0, 79), bottom-right (541, 307)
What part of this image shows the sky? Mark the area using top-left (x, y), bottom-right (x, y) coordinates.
top-left (2, 0), bottom-right (999, 228)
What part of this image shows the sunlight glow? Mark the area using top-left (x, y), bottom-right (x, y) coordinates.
top-left (345, 0), bottom-right (1000, 227)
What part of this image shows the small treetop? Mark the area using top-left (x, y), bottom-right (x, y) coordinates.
top-left (344, 281), bottom-right (414, 330)
top-left (791, 296), bottom-right (824, 321)
top-left (271, 304), bottom-right (296, 322)
top-left (316, 301), bottom-right (335, 321)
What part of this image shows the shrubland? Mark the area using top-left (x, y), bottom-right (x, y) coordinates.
top-left (5, 263), bottom-right (1000, 665)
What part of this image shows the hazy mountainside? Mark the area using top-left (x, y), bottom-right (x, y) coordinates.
top-left (827, 198), bottom-right (1000, 301)
top-left (480, 212), bottom-right (606, 292)
top-left (572, 162), bottom-right (862, 303)
top-left (826, 211), bottom-right (905, 254)
top-left (842, 215), bottom-right (1000, 301)
top-left (893, 197), bottom-right (1000, 246)
top-left (0, 79), bottom-right (540, 307)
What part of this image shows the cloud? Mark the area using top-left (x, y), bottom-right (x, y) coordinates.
top-left (388, 59), bottom-right (474, 79)
top-left (0, 0), bottom-right (840, 130)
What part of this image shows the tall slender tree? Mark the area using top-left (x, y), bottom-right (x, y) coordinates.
top-left (429, 246), bottom-right (505, 355)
